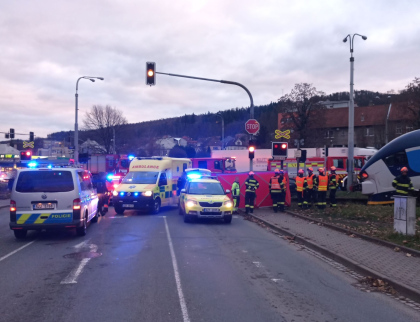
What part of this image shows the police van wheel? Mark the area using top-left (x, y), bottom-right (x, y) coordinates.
top-left (151, 199), bottom-right (161, 214)
top-left (76, 214), bottom-right (87, 236)
top-left (14, 229), bottom-right (27, 239)
top-left (224, 216), bottom-right (232, 224)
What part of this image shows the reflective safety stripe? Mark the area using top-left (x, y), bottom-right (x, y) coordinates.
top-left (296, 177), bottom-right (306, 192)
top-left (396, 190), bottom-right (409, 195)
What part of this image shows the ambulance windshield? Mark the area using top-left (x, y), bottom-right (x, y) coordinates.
top-left (122, 171), bottom-right (159, 184)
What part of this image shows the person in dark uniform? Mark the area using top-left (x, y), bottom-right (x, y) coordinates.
top-left (245, 172), bottom-right (259, 214)
top-left (392, 167), bottom-right (414, 196)
top-left (177, 171), bottom-right (187, 195)
top-left (328, 166), bottom-right (339, 207)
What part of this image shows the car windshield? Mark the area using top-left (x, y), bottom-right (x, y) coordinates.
top-left (16, 170), bottom-right (74, 193)
top-left (188, 182), bottom-right (225, 195)
top-left (122, 171), bottom-right (159, 184)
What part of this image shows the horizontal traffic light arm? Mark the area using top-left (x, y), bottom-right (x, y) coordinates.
top-left (155, 71), bottom-right (254, 116)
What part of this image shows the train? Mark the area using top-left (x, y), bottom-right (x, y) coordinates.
top-left (359, 130), bottom-right (420, 204)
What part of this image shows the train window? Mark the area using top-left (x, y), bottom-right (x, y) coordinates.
top-left (333, 159), bottom-right (344, 169)
top-left (383, 151), bottom-right (408, 167)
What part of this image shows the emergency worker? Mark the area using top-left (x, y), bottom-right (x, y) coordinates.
top-left (231, 177), bottom-right (241, 213)
top-left (269, 169), bottom-right (286, 212)
top-left (315, 168), bottom-right (329, 209)
top-left (305, 167), bottom-right (316, 208)
top-left (328, 166), bottom-right (339, 207)
top-left (177, 171), bottom-right (187, 195)
top-left (392, 167), bottom-right (414, 196)
top-left (245, 172), bottom-right (259, 214)
top-left (296, 169), bottom-right (308, 208)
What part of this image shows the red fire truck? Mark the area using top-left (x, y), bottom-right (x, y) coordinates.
top-left (191, 157), bottom-right (237, 174)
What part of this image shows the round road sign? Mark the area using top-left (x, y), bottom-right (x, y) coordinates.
top-left (245, 119), bottom-right (260, 135)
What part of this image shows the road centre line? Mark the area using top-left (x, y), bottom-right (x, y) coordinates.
top-left (0, 240), bottom-right (36, 262)
top-left (163, 216), bottom-right (191, 322)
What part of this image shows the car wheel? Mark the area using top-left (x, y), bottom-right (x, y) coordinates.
top-left (151, 199), bottom-right (161, 214)
top-left (76, 213), bottom-right (87, 236)
top-left (224, 215), bottom-right (232, 224)
top-left (115, 205), bottom-right (125, 215)
top-left (14, 229), bottom-right (27, 239)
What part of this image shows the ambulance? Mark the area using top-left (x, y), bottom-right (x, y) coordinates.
top-left (112, 157), bottom-right (191, 215)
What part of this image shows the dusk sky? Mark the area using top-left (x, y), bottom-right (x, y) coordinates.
top-left (1, 0), bottom-right (419, 139)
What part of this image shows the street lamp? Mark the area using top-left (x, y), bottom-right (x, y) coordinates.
top-left (216, 112), bottom-right (224, 150)
top-left (74, 76), bottom-right (104, 164)
top-left (343, 33), bottom-right (367, 191)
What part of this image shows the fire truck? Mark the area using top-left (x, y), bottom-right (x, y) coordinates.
top-left (267, 155), bottom-right (367, 188)
top-left (191, 157), bottom-right (237, 174)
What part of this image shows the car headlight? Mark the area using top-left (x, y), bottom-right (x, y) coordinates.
top-left (113, 191), bottom-right (118, 196)
top-left (142, 191), bottom-right (153, 197)
top-left (186, 199), bottom-right (198, 208)
top-left (224, 201), bottom-right (233, 208)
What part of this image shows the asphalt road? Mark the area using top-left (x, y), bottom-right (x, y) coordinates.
top-left (0, 206), bottom-right (418, 322)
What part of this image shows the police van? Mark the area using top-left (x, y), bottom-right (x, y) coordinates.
top-left (9, 166), bottom-right (99, 239)
top-left (112, 157), bottom-right (191, 214)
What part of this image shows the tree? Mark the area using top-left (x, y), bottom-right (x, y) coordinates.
top-left (185, 145), bottom-right (197, 158)
top-left (278, 83), bottom-right (325, 146)
top-left (398, 77), bottom-right (420, 128)
top-left (169, 146), bottom-right (188, 158)
top-left (83, 105), bottom-right (127, 154)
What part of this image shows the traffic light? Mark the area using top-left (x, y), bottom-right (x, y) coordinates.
top-left (79, 153), bottom-right (89, 163)
top-left (29, 132), bottom-right (34, 141)
top-left (20, 150), bottom-right (32, 161)
top-left (10, 128), bottom-right (15, 139)
top-left (248, 140), bottom-right (256, 160)
top-left (272, 142), bottom-right (288, 157)
top-left (300, 149), bottom-right (307, 162)
top-left (146, 62), bottom-right (156, 86)
top-left (321, 147), bottom-right (329, 157)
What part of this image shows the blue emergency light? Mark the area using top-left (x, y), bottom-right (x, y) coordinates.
top-left (187, 173), bottom-right (202, 179)
top-left (107, 174), bottom-right (114, 181)
top-left (128, 155), bottom-right (135, 161)
top-left (28, 162), bottom-right (38, 168)
top-left (134, 192), bottom-right (139, 197)
top-left (47, 164), bottom-right (53, 169)
top-left (119, 192), bottom-right (125, 196)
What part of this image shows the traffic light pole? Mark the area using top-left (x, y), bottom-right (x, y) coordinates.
top-left (155, 71), bottom-right (255, 171)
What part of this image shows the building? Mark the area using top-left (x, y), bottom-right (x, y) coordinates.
top-left (155, 136), bottom-right (188, 156)
top-left (278, 103), bottom-right (416, 149)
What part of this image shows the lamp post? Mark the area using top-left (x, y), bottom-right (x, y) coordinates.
top-left (75, 76), bottom-right (104, 164)
top-left (216, 112), bottom-right (224, 150)
top-left (343, 33), bottom-right (367, 191)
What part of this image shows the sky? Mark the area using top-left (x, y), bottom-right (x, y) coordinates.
top-left (1, 0), bottom-right (420, 139)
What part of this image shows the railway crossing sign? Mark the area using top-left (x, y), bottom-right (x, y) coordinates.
top-left (23, 141), bottom-right (34, 149)
top-left (275, 129), bottom-right (290, 140)
top-left (245, 119), bottom-right (260, 135)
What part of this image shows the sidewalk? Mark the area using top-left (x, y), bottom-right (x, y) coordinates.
top-left (249, 207), bottom-right (420, 301)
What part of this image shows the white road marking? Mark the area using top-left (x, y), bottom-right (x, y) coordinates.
top-left (0, 240), bottom-right (36, 262)
top-left (233, 216), bottom-right (239, 218)
top-left (163, 216), bottom-right (191, 322)
top-left (272, 278), bottom-right (285, 283)
top-left (253, 261), bottom-right (263, 268)
top-left (242, 250), bottom-right (248, 253)
top-left (61, 242), bottom-right (98, 284)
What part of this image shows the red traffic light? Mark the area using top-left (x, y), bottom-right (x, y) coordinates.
top-left (26, 151), bottom-right (31, 156)
top-left (281, 143), bottom-right (287, 149)
top-left (274, 144), bottom-right (278, 148)
top-left (248, 146), bottom-right (255, 152)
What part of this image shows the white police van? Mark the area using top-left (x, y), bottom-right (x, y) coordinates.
top-left (9, 165), bottom-right (99, 239)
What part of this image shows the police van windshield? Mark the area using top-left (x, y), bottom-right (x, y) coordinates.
top-left (122, 171), bottom-right (159, 184)
top-left (188, 182), bottom-right (225, 195)
top-left (16, 171), bottom-right (74, 193)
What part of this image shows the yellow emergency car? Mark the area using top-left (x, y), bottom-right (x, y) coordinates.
top-left (112, 157), bottom-right (191, 214)
top-left (179, 169), bottom-right (233, 223)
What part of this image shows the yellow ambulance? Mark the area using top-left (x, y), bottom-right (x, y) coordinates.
top-left (112, 157), bottom-right (191, 214)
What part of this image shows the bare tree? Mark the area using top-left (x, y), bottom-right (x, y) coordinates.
top-left (83, 105), bottom-right (127, 154)
top-left (398, 77), bottom-right (420, 128)
top-left (278, 83), bottom-right (325, 145)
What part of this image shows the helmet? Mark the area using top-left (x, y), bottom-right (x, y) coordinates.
top-left (274, 169), bottom-right (280, 173)
top-left (319, 167), bottom-right (325, 173)
top-left (308, 167), bottom-right (313, 172)
top-left (249, 171), bottom-right (255, 175)
top-left (331, 166), bottom-right (336, 171)
top-left (298, 169), bottom-right (304, 174)
top-left (401, 167), bottom-right (408, 172)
